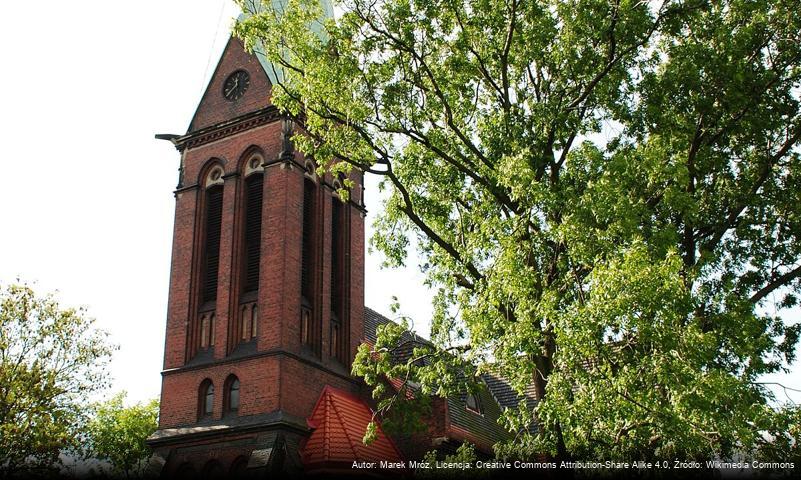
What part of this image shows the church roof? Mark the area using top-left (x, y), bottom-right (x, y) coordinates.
top-left (301, 385), bottom-right (404, 469)
top-left (361, 307), bottom-right (539, 451)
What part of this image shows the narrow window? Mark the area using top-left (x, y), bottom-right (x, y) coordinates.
top-left (301, 307), bottom-right (311, 346)
top-left (250, 305), bottom-right (258, 339)
top-left (208, 314), bottom-right (215, 347)
top-left (301, 178), bottom-right (316, 304)
top-left (200, 315), bottom-right (209, 349)
top-left (300, 177), bottom-right (319, 353)
top-left (199, 380), bottom-right (214, 419)
top-left (225, 376), bottom-right (240, 413)
top-left (240, 305), bottom-right (249, 340)
top-left (330, 198), bottom-right (343, 362)
top-left (331, 321), bottom-right (340, 360)
top-left (202, 185), bottom-right (224, 302)
top-left (242, 173), bottom-right (263, 294)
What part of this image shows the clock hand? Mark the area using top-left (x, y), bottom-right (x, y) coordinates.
top-left (224, 77), bottom-right (240, 96)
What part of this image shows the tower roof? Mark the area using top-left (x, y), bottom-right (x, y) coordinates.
top-left (238, 0), bottom-right (334, 85)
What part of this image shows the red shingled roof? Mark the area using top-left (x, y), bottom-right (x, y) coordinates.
top-left (301, 385), bottom-right (404, 470)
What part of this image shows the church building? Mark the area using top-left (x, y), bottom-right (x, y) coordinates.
top-left (147, 25), bottom-right (535, 478)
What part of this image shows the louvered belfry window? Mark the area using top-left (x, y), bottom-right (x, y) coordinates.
top-left (242, 174), bottom-right (263, 293)
top-left (330, 198), bottom-right (344, 363)
top-left (202, 185), bottom-right (224, 302)
top-left (301, 177), bottom-right (319, 354)
top-left (301, 178), bottom-right (316, 303)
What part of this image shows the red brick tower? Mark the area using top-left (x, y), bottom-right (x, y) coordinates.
top-left (148, 35), bottom-right (366, 477)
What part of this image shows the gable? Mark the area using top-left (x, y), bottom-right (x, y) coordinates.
top-left (302, 386), bottom-right (404, 467)
top-left (187, 36), bottom-right (273, 133)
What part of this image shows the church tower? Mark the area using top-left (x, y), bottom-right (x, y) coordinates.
top-left (148, 32), bottom-right (367, 476)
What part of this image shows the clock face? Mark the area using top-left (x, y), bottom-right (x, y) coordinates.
top-left (222, 70), bottom-right (250, 101)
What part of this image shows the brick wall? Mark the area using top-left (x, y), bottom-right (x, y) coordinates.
top-left (188, 36), bottom-right (273, 133)
top-left (159, 356), bottom-right (281, 427)
top-left (157, 33), bottom-right (366, 450)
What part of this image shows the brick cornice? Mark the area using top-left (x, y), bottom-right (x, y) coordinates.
top-left (161, 348), bottom-right (358, 385)
top-left (146, 411), bottom-right (310, 447)
top-left (173, 106), bottom-right (283, 152)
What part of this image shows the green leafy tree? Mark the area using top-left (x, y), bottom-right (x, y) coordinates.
top-left (234, 0), bottom-right (801, 460)
top-left (83, 392), bottom-right (159, 479)
top-left (0, 283), bottom-right (116, 477)
top-left (417, 443), bottom-right (486, 479)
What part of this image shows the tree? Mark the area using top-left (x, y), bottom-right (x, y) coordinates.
top-left (0, 283), bottom-right (116, 477)
top-left (83, 392), bottom-right (159, 479)
top-left (234, 0), bottom-right (801, 460)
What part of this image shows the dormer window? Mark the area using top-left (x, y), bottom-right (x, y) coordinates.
top-left (465, 393), bottom-right (482, 415)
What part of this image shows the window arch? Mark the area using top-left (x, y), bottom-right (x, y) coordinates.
top-left (193, 162), bottom-right (225, 357)
top-left (241, 154), bottom-right (263, 295)
top-left (176, 462), bottom-right (196, 480)
top-left (230, 456), bottom-right (248, 478)
top-left (229, 150), bottom-right (264, 352)
top-left (201, 166), bottom-right (224, 304)
top-left (224, 375), bottom-right (240, 414)
top-left (199, 379), bottom-right (214, 419)
top-left (201, 460), bottom-right (224, 480)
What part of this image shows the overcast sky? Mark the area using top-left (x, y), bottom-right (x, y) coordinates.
top-left (0, 0), bottom-right (432, 404)
top-left (0, 0), bottom-right (797, 406)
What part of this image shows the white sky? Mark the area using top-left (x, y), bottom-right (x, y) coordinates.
top-left (0, 0), bottom-right (432, 405)
top-left (0, 0), bottom-right (796, 406)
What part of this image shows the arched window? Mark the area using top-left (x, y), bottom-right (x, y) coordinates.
top-left (233, 153), bottom-right (262, 350)
top-left (241, 155), bottom-right (263, 295)
top-left (199, 379), bottom-right (214, 419)
top-left (300, 172), bottom-right (320, 355)
top-left (224, 375), bottom-right (240, 414)
top-left (199, 314), bottom-right (215, 349)
top-left (330, 192), bottom-right (348, 364)
top-left (176, 462), bottom-right (196, 480)
top-left (194, 164), bottom-right (224, 356)
top-left (200, 314), bottom-right (210, 348)
top-left (301, 177), bottom-right (316, 305)
top-left (238, 305), bottom-right (257, 342)
top-left (240, 305), bottom-right (250, 340)
top-left (201, 460), bottom-right (224, 480)
top-left (202, 166), bottom-right (224, 304)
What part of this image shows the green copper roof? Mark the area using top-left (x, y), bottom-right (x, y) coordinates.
top-left (238, 0), bottom-right (334, 85)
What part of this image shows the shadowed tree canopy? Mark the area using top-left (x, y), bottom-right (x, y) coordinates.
top-left (234, 0), bottom-right (801, 459)
top-left (0, 283), bottom-right (116, 477)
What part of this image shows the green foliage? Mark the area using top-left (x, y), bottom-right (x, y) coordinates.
top-left (235, 0), bottom-right (801, 460)
top-left (416, 443), bottom-right (486, 478)
top-left (352, 317), bottom-right (435, 440)
top-left (83, 392), bottom-right (160, 479)
top-left (0, 283), bottom-right (116, 477)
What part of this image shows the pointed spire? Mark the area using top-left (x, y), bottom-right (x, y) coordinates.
top-left (237, 0), bottom-right (334, 85)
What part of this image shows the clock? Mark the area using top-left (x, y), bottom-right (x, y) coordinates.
top-left (222, 70), bottom-right (250, 101)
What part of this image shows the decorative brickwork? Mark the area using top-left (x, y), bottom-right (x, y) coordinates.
top-left (151, 35), bottom-right (366, 477)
